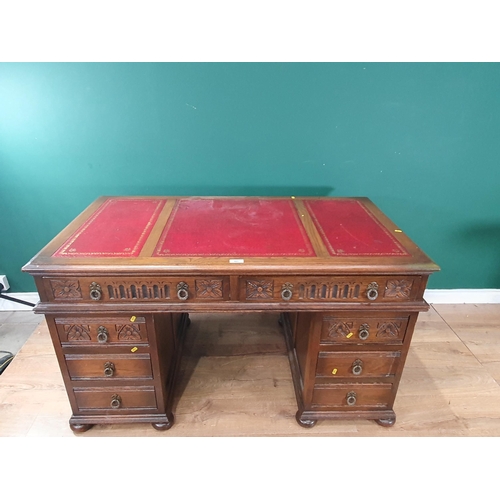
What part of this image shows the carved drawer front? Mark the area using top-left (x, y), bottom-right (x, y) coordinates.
top-left (312, 383), bottom-right (393, 408)
top-left (55, 316), bottom-right (149, 346)
top-left (240, 276), bottom-right (420, 303)
top-left (320, 315), bottom-right (410, 345)
top-left (73, 386), bottom-right (157, 411)
top-left (65, 353), bottom-right (153, 380)
top-left (46, 276), bottom-right (229, 302)
top-left (316, 351), bottom-right (401, 379)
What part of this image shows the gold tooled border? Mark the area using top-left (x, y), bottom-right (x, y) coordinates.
top-left (54, 198), bottom-right (166, 257)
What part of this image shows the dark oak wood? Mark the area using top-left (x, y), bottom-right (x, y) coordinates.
top-left (22, 196), bottom-right (439, 431)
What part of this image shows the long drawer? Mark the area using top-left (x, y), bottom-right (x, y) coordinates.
top-left (240, 275), bottom-right (422, 303)
top-left (44, 276), bottom-right (230, 302)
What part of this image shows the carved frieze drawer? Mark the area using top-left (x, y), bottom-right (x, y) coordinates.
top-left (312, 383), bottom-right (394, 408)
top-left (55, 316), bottom-right (149, 346)
top-left (320, 314), bottom-right (411, 345)
top-left (73, 386), bottom-right (157, 411)
top-left (240, 276), bottom-right (421, 303)
top-left (316, 351), bottom-right (401, 379)
top-left (45, 276), bottom-right (230, 302)
top-left (65, 353), bottom-right (153, 380)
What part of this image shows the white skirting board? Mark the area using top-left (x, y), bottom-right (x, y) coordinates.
top-left (424, 289), bottom-right (500, 304)
top-left (1, 290), bottom-right (500, 311)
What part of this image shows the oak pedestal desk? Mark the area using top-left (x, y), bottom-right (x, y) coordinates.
top-left (23, 196), bottom-right (439, 432)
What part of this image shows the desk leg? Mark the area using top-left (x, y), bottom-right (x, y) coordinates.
top-left (153, 312), bottom-right (190, 431)
top-left (280, 312), bottom-right (318, 428)
top-left (69, 422), bottom-right (93, 433)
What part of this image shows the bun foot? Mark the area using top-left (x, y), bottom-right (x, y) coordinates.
top-left (69, 423), bottom-right (93, 433)
top-left (296, 411), bottom-right (317, 428)
top-left (375, 416), bottom-right (396, 427)
top-left (152, 414), bottom-right (174, 431)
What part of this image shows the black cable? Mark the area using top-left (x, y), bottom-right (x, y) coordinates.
top-left (0, 350), bottom-right (14, 375)
top-left (0, 283), bottom-right (36, 307)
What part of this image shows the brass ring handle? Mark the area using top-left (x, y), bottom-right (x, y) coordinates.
top-left (352, 359), bottom-right (363, 376)
top-left (89, 282), bottom-right (102, 301)
top-left (97, 326), bottom-right (109, 343)
top-left (366, 282), bottom-right (379, 301)
top-left (281, 283), bottom-right (293, 301)
top-left (177, 282), bottom-right (189, 301)
top-left (346, 391), bottom-right (357, 406)
top-left (104, 361), bottom-right (115, 377)
top-left (110, 394), bottom-right (121, 409)
top-left (358, 324), bottom-right (370, 341)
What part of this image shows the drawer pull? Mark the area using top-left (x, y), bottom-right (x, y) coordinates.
top-left (346, 391), bottom-right (357, 406)
top-left (352, 359), bottom-right (363, 376)
top-left (104, 362), bottom-right (115, 377)
top-left (110, 394), bottom-right (122, 409)
top-left (281, 283), bottom-right (293, 301)
top-left (359, 324), bottom-right (370, 340)
top-left (366, 282), bottom-right (379, 301)
top-left (177, 282), bottom-right (189, 300)
top-left (97, 326), bottom-right (109, 343)
top-left (89, 282), bottom-right (102, 301)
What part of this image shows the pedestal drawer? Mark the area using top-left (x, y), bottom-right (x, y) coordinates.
top-left (316, 351), bottom-right (401, 379)
top-left (65, 353), bottom-right (153, 380)
top-left (312, 384), bottom-right (393, 408)
top-left (74, 386), bottom-right (157, 411)
top-left (55, 316), bottom-right (149, 345)
top-left (320, 314), bottom-right (410, 345)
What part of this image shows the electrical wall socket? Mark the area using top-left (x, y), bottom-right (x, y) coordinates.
top-left (0, 275), bottom-right (10, 291)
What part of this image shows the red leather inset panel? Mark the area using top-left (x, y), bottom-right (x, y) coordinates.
top-left (153, 198), bottom-right (315, 257)
top-left (53, 198), bottom-right (166, 257)
top-left (305, 199), bottom-right (409, 256)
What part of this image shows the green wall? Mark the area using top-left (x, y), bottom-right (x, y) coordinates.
top-left (1, 63), bottom-right (499, 292)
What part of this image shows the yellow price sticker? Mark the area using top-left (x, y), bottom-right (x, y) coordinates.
top-left (346, 332), bottom-right (354, 338)
top-left (332, 368), bottom-right (338, 375)
top-left (131, 347), bottom-right (138, 353)
top-left (130, 316), bottom-right (136, 322)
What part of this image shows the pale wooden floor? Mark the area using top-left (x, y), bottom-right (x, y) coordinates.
top-left (1, 304), bottom-right (500, 437)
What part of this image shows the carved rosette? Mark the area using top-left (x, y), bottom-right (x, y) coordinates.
top-left (377, 322), bottom-right (402, 338)
top-left (246, 280), bottom-right (274, 299)
top-left (384, 279), bottom-right (413, 299)
top-left (51, 280), bottom-right (82, 299)
top-left (196, 279), bottom-right (223, 299)
top-left (65, 324), bottom-right (91, 341)
top-left (328, 321), bottom-right (354, 339)
top-left (116, 324), bottom-right (142, 341)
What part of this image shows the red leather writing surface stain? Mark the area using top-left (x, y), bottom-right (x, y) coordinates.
top-left (153, 198), bottom-right (315, 257)
top-left (304, 199), bottom-right (409, 256)
top-left (53, 198), bottom-right (166, 257)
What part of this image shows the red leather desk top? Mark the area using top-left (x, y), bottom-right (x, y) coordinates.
top-left (52, 197), bottom-right (407, 258)
top-left (24, 196), bottom-right (438, 275)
